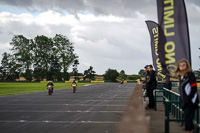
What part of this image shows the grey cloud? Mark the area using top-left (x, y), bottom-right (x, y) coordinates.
top-left (0, 0), bottom-right (156, 18)
top-left (88, 0), bottom-right (155, 16)
top-left (186, 0), bottom-right (200, 6)
top-left (69, 17), bottom-right (152, 74)
top-left (186, 4), bottom-right (200, 25)
top-left (0, 18), bottom-right (73, 44)
top-left (0, 0), bottom-right (33, 7)
top-left (0, 0), bottom-right (199, 74)
top-left (0, 0), bottom-right (199, 19)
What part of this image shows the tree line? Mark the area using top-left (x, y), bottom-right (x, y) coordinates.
top-left (0, 34), bottom-right (78, 81)
top-left (0, 34), bottom-right (146, 82)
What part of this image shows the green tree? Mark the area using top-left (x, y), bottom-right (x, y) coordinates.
top-left (104, 68), bottom-right (119, 82)
top-left (0, 34), bottom-right (78, 81)
top-left (138, 69), bottom-right (146, 77)
top-left (72, 59), bottom-right (79, 80)
top-left (0, 52), bottom-right (21, 81)
top-left (20, 69), bottom-right (33, 82)
top-left (32, 34), bottom-right (78, 81)
top-left (53, 34), bottom-right (78, 80)
top-left (10, 35), bottom-right (33, 81)
top-left (118, 70), bottom-right (127, 80)
top-left (63, 72), bottom-right (70, 81)
top-left (32, 35), bottom-right (53, 80)
top-left (50, 57), bottom-right (62, 81)
top-left (84, 66), bottom-right (96, 80)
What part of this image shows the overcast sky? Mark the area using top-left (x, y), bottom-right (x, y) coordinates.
top-left (0, 0), bottom-right (199, 75)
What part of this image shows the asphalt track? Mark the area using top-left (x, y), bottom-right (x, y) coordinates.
top-left (0, 83), bottom-right (136, 133)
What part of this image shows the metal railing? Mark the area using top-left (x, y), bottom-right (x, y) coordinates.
top-left (162, 88), bottom-right (184, 133)
top-left (194, 104), bottom-right (200, 133)
top-left (154, 83), bottom-right (200, 133)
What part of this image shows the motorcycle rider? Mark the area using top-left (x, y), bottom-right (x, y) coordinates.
top-left (120, 79), bottom-right (124, 84)
top-left (71, 80), bottom-right (77, 90)
top-left (46, 81), bottom-right (54, 93)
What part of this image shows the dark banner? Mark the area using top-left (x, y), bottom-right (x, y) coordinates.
top-left (157, 0), bottom-right (191, 75)
top-left (145, 21), bottom-right (167, 80)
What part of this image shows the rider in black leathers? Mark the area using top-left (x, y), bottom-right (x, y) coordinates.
top-left (46, 81), bottom-right (54, 93)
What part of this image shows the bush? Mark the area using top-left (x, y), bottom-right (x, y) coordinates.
top-left (127, 74), bottom-right (140, 80)
top-left (104, 68), bottom-right (119, 82)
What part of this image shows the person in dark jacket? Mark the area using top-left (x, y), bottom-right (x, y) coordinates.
top-left (142, 65), bottom-right (149, 98)
top-left (173, 59), bottom-right (199, 133)
top-left (146, 65), bottom-right (156, 109)
top-left (143, 65), bottom-right (150, 85)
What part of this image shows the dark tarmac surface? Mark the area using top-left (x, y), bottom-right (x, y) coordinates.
top-left (0, 83), bottom-right (136, 133)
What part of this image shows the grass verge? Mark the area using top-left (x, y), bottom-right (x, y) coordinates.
top-left (0, 82), bottom-right (97, 96)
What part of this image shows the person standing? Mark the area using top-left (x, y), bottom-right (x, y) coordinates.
top-left (146, 65), bottom-right (156, 109)
top-left (142, 65), bottom-right (149, 98)
top-left (173, 59), bottom-right (199, 133)
top-left (143, 65), bottom-right (149, 85)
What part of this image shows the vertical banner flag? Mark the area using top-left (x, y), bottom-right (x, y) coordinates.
top-left (156, 0), bottom-right (191, 76)
top-left (145, 21), bottom-right (166, 81)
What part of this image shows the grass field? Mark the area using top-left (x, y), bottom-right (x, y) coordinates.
top-left (0, 82), bottom-right (96, 96)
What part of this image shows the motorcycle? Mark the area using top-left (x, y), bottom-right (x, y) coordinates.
top-left (47, 85), bottom-right (53, 95)
top-left (72, 83), bottom-right (77, 93)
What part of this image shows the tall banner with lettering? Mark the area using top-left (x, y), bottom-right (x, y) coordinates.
top-left (145, 21), bottom-right (167, 81)
top-left (156, 0), bottom-right (191, 76)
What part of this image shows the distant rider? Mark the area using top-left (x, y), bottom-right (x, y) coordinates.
top-left (46, 81), bottom-right (54, 93)
top-left (120, 79), bottom-right (124, 84)
top-left (71, 80), bottom-right (77, 90)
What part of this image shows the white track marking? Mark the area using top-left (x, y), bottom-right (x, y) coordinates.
top-left (0, 110), bottom-right (124, 113)
top-left (0, 104), bottom-right (126, 106)
top-left (0, 120), bottom-right (119, 124)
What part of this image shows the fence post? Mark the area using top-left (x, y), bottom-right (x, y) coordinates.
top-left (168, 91), bottom-right (172, 113)
top-left (165, 100), bottom-right (170, 133)
top-left (154, 90), bottom-right (157, 110)
top-left (163, 89), bottom-right (165, 104)
top-left (195, 107), bottom-right (199, 133)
